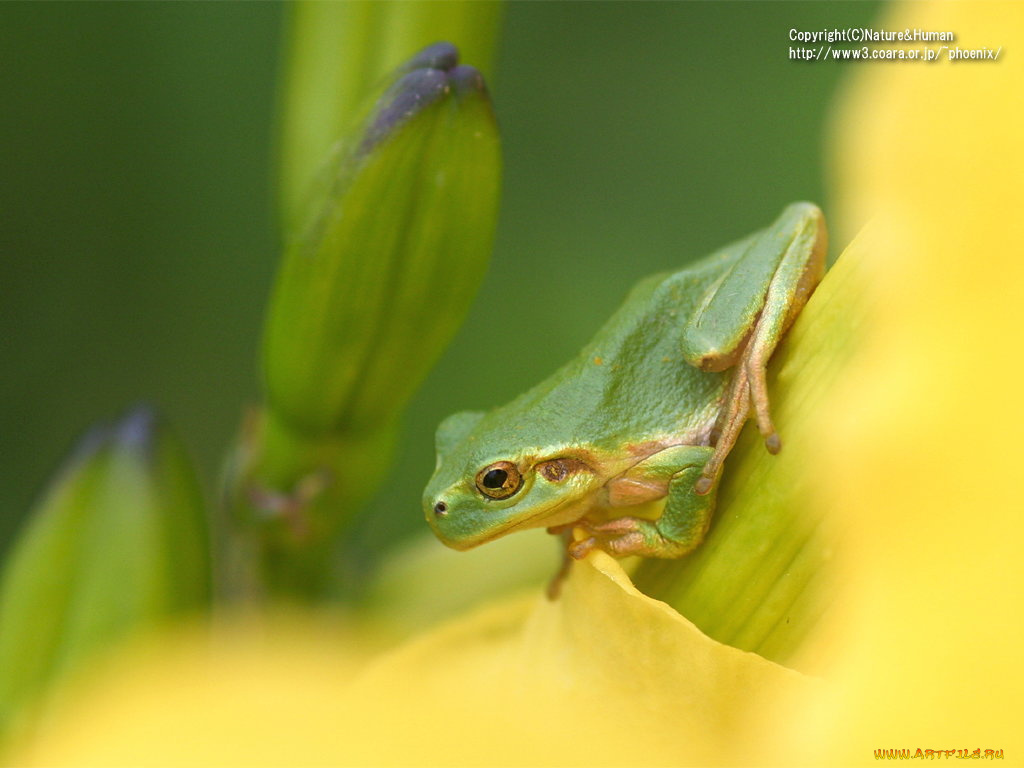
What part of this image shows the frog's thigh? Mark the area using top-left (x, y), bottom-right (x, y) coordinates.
top-left (681, 202), bottom-right (826, 372)
top-left (684, 203), bottom-right (826, 491)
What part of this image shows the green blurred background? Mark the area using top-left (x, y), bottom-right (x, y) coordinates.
top-left (0, 2), bottom-right (880, 583)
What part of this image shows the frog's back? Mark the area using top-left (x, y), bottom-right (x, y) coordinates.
top-left (482, 238), bottom-right (750, 456)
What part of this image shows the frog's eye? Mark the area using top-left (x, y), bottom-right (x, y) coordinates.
top-left (475, 461), bottom-right (522, 500)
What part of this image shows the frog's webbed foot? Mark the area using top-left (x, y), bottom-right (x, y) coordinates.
top-left (547, 521), bottom-right (620, 597)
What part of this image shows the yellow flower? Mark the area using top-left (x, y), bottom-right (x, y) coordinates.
top-left (13, 557), bottom-right (817, 766)
top-left (10, 1), bottom-right (1024, 765)
top-left (795, 0), bottom-right (1024, 760)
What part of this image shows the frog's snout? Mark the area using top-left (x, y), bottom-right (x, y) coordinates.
top-left (424, 492), bottom-right (452, 539)
top-left (425, 494), bottom-right (478, 551)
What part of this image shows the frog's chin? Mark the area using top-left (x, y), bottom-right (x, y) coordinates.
top-left (499, 497), bottom-right (588, 538)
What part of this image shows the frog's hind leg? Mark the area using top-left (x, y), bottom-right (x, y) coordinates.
top-left (695, 365), bottom-right (752, 495)
top-left (682, 202), bottom-right (827, 495)
top-left (545, 525), bottom-right (577, 599)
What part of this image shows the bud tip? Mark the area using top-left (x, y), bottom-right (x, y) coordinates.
top-left (403, 41), bottom-right (459, 73)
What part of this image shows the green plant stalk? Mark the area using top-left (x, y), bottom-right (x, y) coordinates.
top-left (229, 409), bottom-right (396, 597)
top-left (632, 234), bottom-right (869, 670)
top-left (278, 0), bottom-right (503, 231)
top-left (233, 42), bottom-right (502, 600)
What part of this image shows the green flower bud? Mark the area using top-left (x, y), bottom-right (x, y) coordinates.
top-left (228, 43), bottom-right (502, 598)
top-left (0, 407), bottom-right (210, 731)
top-left (277, 3), bottom-right (503, 230)
top-left (264, 42), bottom-right (501, 437)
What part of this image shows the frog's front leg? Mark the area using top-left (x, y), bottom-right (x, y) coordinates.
top-left (683, 202), bottom-right (827, 494)
top-left (569, 445), bottom-right (715, 559)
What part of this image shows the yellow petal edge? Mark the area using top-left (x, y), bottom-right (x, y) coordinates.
top-left (10, 552), bottom-right (818, 767)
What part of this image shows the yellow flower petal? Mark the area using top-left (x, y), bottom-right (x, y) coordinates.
top-left (361, 528), bottom-right (551, 640)
top-left (783, 0), bottom-right (1024, 761)
top-left (348, 551), bottom-right (818, 766)
top-left (10, 554), bottom-right (817, 767)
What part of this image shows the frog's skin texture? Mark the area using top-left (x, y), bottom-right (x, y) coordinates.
top-left (424, 203), bottom-right (827, 574)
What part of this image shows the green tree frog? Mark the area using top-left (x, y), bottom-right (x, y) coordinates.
top-left (424, 203), bottom-right (826, 576)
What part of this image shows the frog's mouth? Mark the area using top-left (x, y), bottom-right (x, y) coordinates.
top-left (436, 496), bottom-right (576, 550)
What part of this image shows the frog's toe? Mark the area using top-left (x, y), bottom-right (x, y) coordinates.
top-left (584, 517), bottom-right (642, 534)
top-left (568, 536), bottom-right (598, 560)
top-left (570, 518), bottom-right (678, 558)
top-left (600, 531), bottom-right (649, 556)
top-left (572, 520), bottom-right (663, 558)
top-left (743, 349), bottom-right (785, 456)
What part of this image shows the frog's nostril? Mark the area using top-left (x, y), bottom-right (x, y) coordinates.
top-left (434, 500), bottom-right (448, 516)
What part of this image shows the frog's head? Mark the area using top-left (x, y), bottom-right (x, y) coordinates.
top-left (423, 410), bottom-right (603, 550)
